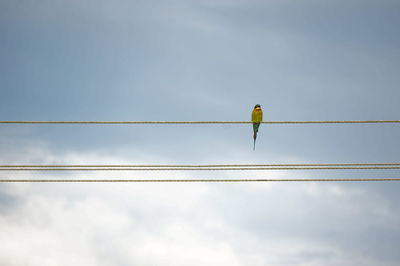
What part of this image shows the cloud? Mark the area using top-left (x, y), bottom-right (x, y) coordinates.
top-left (0, 193), bottom-right (243, 266)
top-left (0, 147), bottom-right (399, 265)
top-left (1, 0), bottom-right (399, 264)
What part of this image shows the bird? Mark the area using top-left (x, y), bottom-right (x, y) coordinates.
top-left (251, 104), bottom-right (263, 150)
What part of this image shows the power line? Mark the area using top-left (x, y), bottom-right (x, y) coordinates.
top-left (0, 120), bottom-right (399, 124)
top-left (1, 178), bottom-right (400, 182)
top-left (1, 163), bottom-right (399, 168)
top-left (1, 163), bottom-right (399, 171)
top-left (1, 166), bottom-right (400, 171)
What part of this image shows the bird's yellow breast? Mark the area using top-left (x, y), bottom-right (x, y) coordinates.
top-left (252, 108), bottom-right (263, 123)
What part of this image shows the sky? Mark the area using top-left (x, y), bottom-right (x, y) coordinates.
top-left (0, 0), bottom-right (400, 265)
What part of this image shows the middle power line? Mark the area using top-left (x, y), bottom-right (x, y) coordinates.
top-left (1, 163), bottom-right (400, 171)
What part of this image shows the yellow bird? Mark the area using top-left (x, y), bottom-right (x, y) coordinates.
top-left (251, 104), bottom-right (263, 150)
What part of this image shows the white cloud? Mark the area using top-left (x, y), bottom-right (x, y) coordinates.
top-left (1, 0), bottom-right (400, 264)
top-left (0, 191), bottom-right (240, 266)
top-left (0, 146), bottom-right (399, 265)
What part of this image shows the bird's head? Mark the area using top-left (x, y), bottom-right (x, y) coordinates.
top-left (254, 104), bottom-right (261, 109)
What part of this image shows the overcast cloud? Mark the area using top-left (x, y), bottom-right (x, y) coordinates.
top-left (0, 0), bottom-right (400, 265)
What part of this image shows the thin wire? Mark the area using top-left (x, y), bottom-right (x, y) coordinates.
top-left (0, 120), bottom-right (399, 124)
top-left (1, 166), bottom-right (400, 171)
top-left (1, 178), bottom-right (400, 182)
top-left (1, 163), bottom-right (399, 168)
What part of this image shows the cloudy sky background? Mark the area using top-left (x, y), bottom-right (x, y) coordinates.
top-left (1, 0), bottom-right (400, 265)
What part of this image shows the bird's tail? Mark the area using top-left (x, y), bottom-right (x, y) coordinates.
top-left (253, 123), bottom-right (260, 134)
top-left (253, 123), bottom-right (260, 151)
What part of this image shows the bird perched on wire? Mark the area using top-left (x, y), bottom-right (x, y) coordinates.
top-left (251, 104), bottom-right (263, 150)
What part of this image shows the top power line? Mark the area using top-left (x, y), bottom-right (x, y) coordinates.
top-left (0, 120), bottom-right (399, 124)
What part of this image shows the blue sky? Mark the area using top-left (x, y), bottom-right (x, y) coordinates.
top-left (1, 0), bottom-right (400, 265)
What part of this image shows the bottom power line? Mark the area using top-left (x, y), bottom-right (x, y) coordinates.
top-left (1, 178), bottom-right (400, 182)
